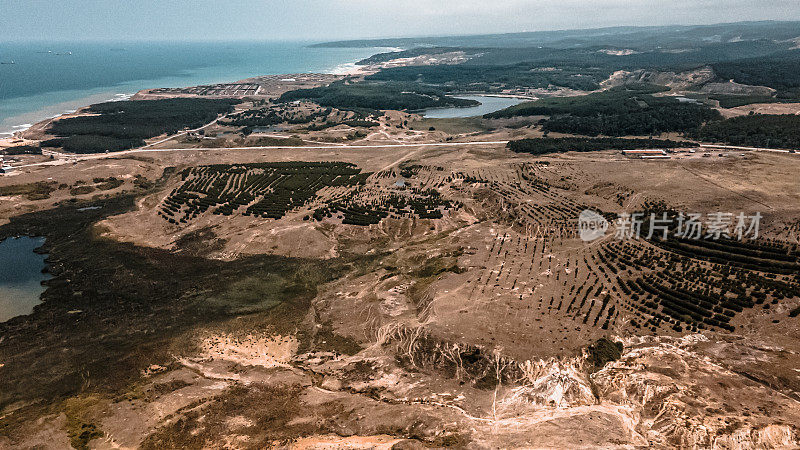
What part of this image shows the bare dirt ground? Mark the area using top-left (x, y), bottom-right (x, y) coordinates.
top-left (719, 102), bottom-right (800, 118)
top-left (2, 135), bottom-right (800, 448)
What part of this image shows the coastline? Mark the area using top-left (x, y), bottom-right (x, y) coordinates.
top-left (0, 91), bottom-right (134, 139)
top-left (0, 43), bottom-right (385, 139)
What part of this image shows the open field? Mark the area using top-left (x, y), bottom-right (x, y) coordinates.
top-left (132, 74), bottom-right (343, 100)
top-left (2, 130), bottom-right (800, 447)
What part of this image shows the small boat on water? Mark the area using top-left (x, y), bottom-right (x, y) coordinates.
top-left (0, 60), bottom-right (14, 65)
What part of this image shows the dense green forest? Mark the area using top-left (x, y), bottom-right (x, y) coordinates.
top-left (459, 40), bottom-right (793, 69)
top-left (1, 145), bottom-right (41, 155)
top-left (690, 114), bottom-right (800, 149)
top-left (507, 137), bottom-right (696, 155)
top-left (365, 64), bottom-right (610, 92)
top-left (277, 81), bottom-right (479, 111)
top-left (41, 135), bottom-right (144, 154)
top-left (712, 53), bottom-right (800, 98)
top-left (488, 85), bottom-right (721, 136)
top-left (43, 98), bottom-right (239, 153)
top-left (341, 22), bottom-right (800, 96)
top-left (488, 84), bottom-right (665, 117)
top-left (360, 41), bottom-right (799, 93)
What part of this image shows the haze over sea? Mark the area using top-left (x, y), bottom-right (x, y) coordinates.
top-left (0, 41), bottom-right (383, 136)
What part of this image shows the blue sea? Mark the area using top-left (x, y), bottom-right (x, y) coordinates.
top-left (0, 41), bottom-right (383, 136)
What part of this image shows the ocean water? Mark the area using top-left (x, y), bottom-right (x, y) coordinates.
top-left (0, 41), bottom-right (382, 135)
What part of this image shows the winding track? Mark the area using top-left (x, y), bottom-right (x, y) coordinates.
top-left (10, 140), bottom-right (799, 172)
top-left (11, 140), bottom-right (512, 170)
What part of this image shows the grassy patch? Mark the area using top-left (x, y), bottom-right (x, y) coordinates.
top-left (586, 338), bottom-right (624, 372)
top-left (63, 395), bottom-right (105, 450)
top-left (413, 256), bottom-right (465, 279)
top-left (95, 177), bottom-right (124, 191)
top-left (69, 185), bottom-right (97, 195)
top-left (198, 137), bottom-right (230, 148)
top-left (242, 136), bottom-right (306, 147)
top-left (299, 321), bottom-right (363, 355)
top-left (0, 181), bottom-right (58, 200)
top-left (69, 185), bottom-right (97, 196)
top-left (133, 174), bottom-right (154, 190)
top-left (173, 226), bottom-right (226, 257)
top-left (205, 274), bottom-right (300, 315)
top-left (0, 195), bottom-right (362, 436)
top-left (139, 384), bottom-right (312, 448)
top-left (409, 117), bottom-right (489, 134)
top-left (119, 378), bottom-right (191, 403)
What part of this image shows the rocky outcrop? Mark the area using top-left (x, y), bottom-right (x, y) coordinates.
top-left (592, 335), bottom-right (800, 449)
top-left (603, 67), bottom-right (716, 90)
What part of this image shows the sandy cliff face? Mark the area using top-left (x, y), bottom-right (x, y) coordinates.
top-left (313, 329), bottom-right (800, 448)
top-left (591, 336), bottom-right (800, 449)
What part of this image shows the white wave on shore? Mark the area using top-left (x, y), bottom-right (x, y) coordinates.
top-left (111, 93), bottom-right (133, 101)
top-left (326, 62), bottom-right (362, 75)
top-left (0, 92), bottom-right (134, 137)
top-left (324, 47), bottom-right (405, 75)
top-left (0, 124), bottom-right (34, 136)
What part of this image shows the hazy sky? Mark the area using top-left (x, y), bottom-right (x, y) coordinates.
top-left (3, 0), bottom-right (800, 42)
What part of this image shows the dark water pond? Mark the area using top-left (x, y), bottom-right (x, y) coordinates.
top-left (0, 236), bottom-right (48, 322)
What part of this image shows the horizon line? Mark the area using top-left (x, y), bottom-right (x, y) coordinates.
top-left (2, 19), bottom-right (797, 46)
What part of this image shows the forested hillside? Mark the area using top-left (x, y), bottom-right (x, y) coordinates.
top-left (43, 98), bottom-right (239, 153)
top-left (277, 81), bottom-right (479, 111)
top-left (507, 137), bottom-right (697, 155)
top-left (340, 22), bottom-right (800, 97)
top-left (487, 86), bottom-right (721, 136)
top-left (691, 114), bottom-right (800, 149)
top-left (365, 64), bottom-right (610, 92)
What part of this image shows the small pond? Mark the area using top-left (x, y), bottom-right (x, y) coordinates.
top-left (421, 95), bottom-right (527, 119)
top-left (0, 236), bottom-right (49, 322)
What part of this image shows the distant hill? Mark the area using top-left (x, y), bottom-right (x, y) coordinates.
top-left (315, 21), bottom-right (800, 101)
top-left (311, 21), bottom-right (800, 51)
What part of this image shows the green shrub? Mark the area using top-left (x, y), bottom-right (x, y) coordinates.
top-left (586, 338), bottom-right (623, 371)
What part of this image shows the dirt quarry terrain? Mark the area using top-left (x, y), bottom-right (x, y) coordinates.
top-left (1, 135), bottom-right (799, 449)
top-left (7, 18), bottom-right (800, 447)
